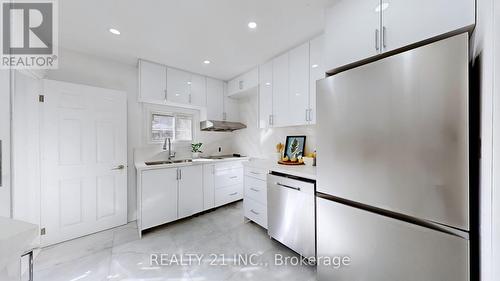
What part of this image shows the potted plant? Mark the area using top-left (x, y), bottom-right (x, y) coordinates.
top-left (191, 143), bottom-right (203, 159)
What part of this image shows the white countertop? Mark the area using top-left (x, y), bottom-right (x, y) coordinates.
top-left (244, 158), bottom-right (316, 180)
top-left (135, 157), bottom-right (250, 171)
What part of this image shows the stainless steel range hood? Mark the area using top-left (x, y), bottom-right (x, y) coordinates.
top-left (200, 120), bottom-right (247, 132)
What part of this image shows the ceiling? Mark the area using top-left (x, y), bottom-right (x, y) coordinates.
top-left (58, 0), bottom-right (335, 80)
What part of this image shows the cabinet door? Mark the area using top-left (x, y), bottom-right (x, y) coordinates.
top-left (288, 42), bottom-right (310, 126)
top-left (178, 165), bottom-right (203, 219)
top-left (259, 61), bottom-right (273, 129)
top-left (203, 164), bottom-right (215, 210)
top-left (324, 0), bottom-right (381, 72)
top-left (167, 67), bottom-right (191, 104)
top-left (190, 74), bottom-right (206, 107)
top-left (139, 60), bottom-right (167, 102)
top-left (206, 77), bottom-right (224, 120)
top-left (309, 35), bottom-right (325, 124)
top-left (141, 168), bottom-right (178, 229)
top-left (272, 52), bottom-right (289, 127)
top-left (381, 0), bottom-right (474, 53)
top-left (224, 82), bottom-right (240, 121)
top-left (242, 67), bottom-right (259, 91)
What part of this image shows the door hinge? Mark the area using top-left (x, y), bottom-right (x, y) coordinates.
top-left (38, 95), bottom-right (45, 103)
top-left (40, 228), bottom-right (46, 235)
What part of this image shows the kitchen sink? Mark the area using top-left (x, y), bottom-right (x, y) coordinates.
top-left (144, 159), bottom-right (192, 166)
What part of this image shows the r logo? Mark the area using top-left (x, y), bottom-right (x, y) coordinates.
top-left (2, 2), bottom-right (53, 54)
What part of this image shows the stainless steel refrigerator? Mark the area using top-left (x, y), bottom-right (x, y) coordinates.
top-left (316, 33), bottom-right (470, 281)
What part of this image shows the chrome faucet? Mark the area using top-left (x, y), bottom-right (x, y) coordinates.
top-left (163, 138), bottom-right (176, 159)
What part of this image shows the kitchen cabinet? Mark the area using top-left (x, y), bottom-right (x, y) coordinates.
top-left (167, 67), bottom-right (191, 104)
top-left (206, 77), bottom-right (224, 120)
top-left (178, 165), bottom-right (203, 219)
top-left (227, 67), bottom-right (259, 97)
top-left (141, 168), bottom-right (178, 229)
top-left (324, 0), bottom-right (475, 72)
top-left (214, 161), bottom-right (244, 207)
top-left (223, 82), bottom-right (240, 121)
top-left (381, 0), bottom-right (475, 53)
top-left (189, 74), bottom-right (207, 107)
top-left (202, 164), bottom-right (215, 210)
top-left (325, 0), bottom-right (381, 72)
top-left (258, 61), bottom-right (273, 129)
top-left (288, 43), bottom-right (310, 126)
top-left (243, 166), bottom-right (268, 229)
top-left (271, 52), bottom-right (289, 127)
top-left (308, 35), bottom-right (325, 124)
top-left (138, 60), bottom-right (167, 102)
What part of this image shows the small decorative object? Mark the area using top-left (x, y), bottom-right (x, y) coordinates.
top-left (275, 142), bottom-right (284, 161)
top-left (284, 136), bottom-right (306, 160)
top-left (278, 136), bottom-right (306, 165)
top-left (191, 143), bottom-right (203, 159)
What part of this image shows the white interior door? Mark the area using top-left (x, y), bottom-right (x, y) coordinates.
top-left (40, 79), bottom-right (127, 246)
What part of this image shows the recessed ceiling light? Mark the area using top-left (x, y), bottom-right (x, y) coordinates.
top-left (311, 64), bottom-right (319, 69)
top-left (203, 60), bottom-right (211, 64)
top-left (248, 22), bottom-right (257, 29)
top-left (187, 81), bottom-right (192, 85)
top-left (265, 82), bottom-right (271, 86)
top-left (109, 28), bottom-right (121, 35)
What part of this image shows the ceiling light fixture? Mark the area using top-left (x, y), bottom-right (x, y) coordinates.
top-left (248, 22), bottom-right (257, 29)
top-left (109, 28), bottom-right (121, 35)
top-left (203, 60), bottom-right (211, 64)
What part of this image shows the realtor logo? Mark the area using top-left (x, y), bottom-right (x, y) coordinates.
top-left (1, 0), bottom-right (58, 69)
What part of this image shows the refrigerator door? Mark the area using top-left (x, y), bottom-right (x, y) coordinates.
top-left (316, 33), bottom-right (469, 230)
top-left (317, 197), bottom-right (469, 281)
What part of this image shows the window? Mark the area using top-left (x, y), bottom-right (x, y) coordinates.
top-left (151, 113), bottom-right (193, 142)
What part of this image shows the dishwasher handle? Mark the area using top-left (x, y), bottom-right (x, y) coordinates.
top-left (276, 182), bottom-right (301, 191)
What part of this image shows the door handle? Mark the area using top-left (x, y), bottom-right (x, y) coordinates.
top-left (112, 164), bottom-right (125, 170)
top-left (276, 182), bottom-right (301, 191)
top-left (250, 209), bottom-right (260, 215)
top-left (382, 26), bottom-right (387, 49)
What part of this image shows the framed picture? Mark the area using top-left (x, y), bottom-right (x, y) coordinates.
top-left (284, 136), bottom-right (306, 160)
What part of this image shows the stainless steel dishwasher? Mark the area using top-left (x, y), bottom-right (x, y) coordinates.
top-left (267, 172), bottom-right (316, 258)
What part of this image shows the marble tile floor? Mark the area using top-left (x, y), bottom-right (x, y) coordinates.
top-left (34, 201), bottom-right (317, 281)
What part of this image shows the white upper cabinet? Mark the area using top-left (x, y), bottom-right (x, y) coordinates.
top-left (325, 0), bottom-right (475, 72)
top-left (206, 77), bottom-right (224, 120)
top-left (259, 61), bottom-right (273, 129)
top-left (325, 0), bottom-right (381, 72)
top-left (167, 67), bottom-right (191, 104)
top-left (272, 53), bottom-right (289, 128)
top-left (309, 34), bottom-right (325, 124)
top-left (139, 60), bottom-right (167, 102)
top-left (189, 74), bottom-right (206, 107)
top-left (178, 165), bottom-right (203, 219)
top-left (381, 0), bottom-right (475, 53)
top-left (228, 67), bottom-right (259, 97)
top-left (288, 42), bottom-right (310, 126)
top-left (224, 82), bottom-right (240, 121)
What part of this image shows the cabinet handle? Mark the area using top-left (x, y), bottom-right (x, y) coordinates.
top-left (308, 109), bottom-right (312, 122)
top-left (305, 109), bottom-right (309, 121)
top-left (250, 209), bottom-right (260, 215)
top-left (229, 192), bottom-right (238, 196)
top-left (375, 29), bottom-right (380, 51)
top-left (164, 89), bottom-right (167, 101)
top-left (250, 187), bottom-right (260, 192)
top-left (229, 176), bottom-right (238, 179)
top-left (189, 93), bottom-right (192, 103)
top-left (250, 171), bottom-right (261, 175)
top-left (239, 80), bottom-right (244, 90)
top-left (382, 26), bottom-right (387, 49)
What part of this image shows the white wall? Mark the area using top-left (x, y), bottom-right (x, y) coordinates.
top-left (492, 0), bottom-right (500, 278)
top-left (233, 94), bottom-right (317, 159)
top-left (0, 70), bottom-right (11, 218)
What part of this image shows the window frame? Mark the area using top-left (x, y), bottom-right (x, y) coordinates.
top-left (147, 109), bottom-right (194, 144)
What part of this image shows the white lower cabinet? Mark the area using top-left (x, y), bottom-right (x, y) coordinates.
top-left (243, 166), bottom-right (268, 229)
top-left (178, 165), bottom-right (203, 219)
top-left (141, 168), bottom-right (179, 230)
top-left (138, 161), bottom-right (246, 233)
